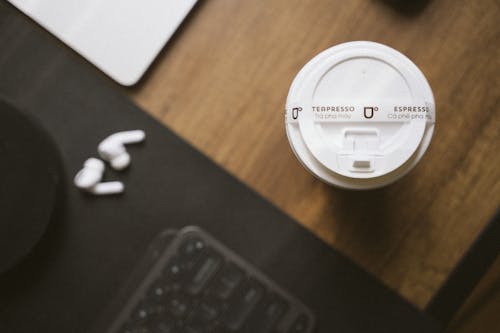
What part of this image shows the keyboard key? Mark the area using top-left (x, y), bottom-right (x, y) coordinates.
top-left (242, 295), bottom-right (289, 333)
top-left (131, 300), bottom-right (164, 323)
top-left (187, 300), bottom-right (221, 325)
top-left (179, 237), bottom-right (206, 257)
top-left (287, 314), bottom-right (310, 333)
top-left (184, 323), bottom-right (205, 333)
top-left (206, 324), bottom-right (232, 333)
top-left (163, 257), bottom-right (184, 281)
top-left (147, 279), bottom-right (169, 302)
top-left (163, 255), bottom-right (199, 287)
top-left (186, 250), bottom-right (222, 295)
top-left (222, 279), bottom-right (264, 330)
top-left (209, 262), bottom-right (244, 300)
top-left (120, 321), bottom-right (150, 333)
top-left (146, 317), bottom-right (176, 333)
top-left (123, 326), bottom-right (150, 333)
top-left (166, 293), bottom-right (191, 318)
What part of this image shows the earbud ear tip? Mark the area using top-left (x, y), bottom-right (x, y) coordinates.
top-left (111, 153), bottom-right (130, 170)
top-left (74, 168), bottom-right (101, 189)
top-left (91, 181), bottom-right (125, 195)
top-left (85, 157), bottom-right (105, 170)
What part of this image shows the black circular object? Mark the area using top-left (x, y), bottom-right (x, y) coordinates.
top-left (0, 99), bottom-right (63, 274)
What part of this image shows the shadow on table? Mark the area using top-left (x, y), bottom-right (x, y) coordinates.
top-left (380, 0), bottom-right (433, 17)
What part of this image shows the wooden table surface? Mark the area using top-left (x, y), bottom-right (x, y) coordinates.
top-left (126, 0), bottom-right (499, 330)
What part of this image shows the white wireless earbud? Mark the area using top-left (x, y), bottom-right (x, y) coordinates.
top-left (74, 158), bottom-right (124, 195)
top-left (89, 181), bottom-right (125, 195)
top-left (74, 130), bottom-right (145, 196)
top-left (74, 158), bottom-right (105, 189)
top-left (98, 130), bottom-right (145, 170)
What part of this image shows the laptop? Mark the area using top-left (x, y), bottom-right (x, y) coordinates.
top-left (7, 0), bottom-right (198, 85)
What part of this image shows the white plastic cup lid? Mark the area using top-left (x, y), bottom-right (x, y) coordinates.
top-left (285, 41), bottom-right (435, 190)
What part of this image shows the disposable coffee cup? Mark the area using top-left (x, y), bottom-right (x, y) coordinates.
top-left (285, 41), bottom-right (435, 190)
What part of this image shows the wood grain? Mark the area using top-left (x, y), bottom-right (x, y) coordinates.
top-left (127, 0), bottom-right (499, 326)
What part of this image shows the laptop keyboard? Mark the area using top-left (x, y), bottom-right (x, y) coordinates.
top-left (107, 227), bottom-right (315, 333)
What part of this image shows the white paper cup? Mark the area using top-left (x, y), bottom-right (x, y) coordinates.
top-left (285, 41), bottom-right (435, 190)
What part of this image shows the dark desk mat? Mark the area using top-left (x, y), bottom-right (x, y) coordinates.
top-left (0, 3), bottom-right (441, 333)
